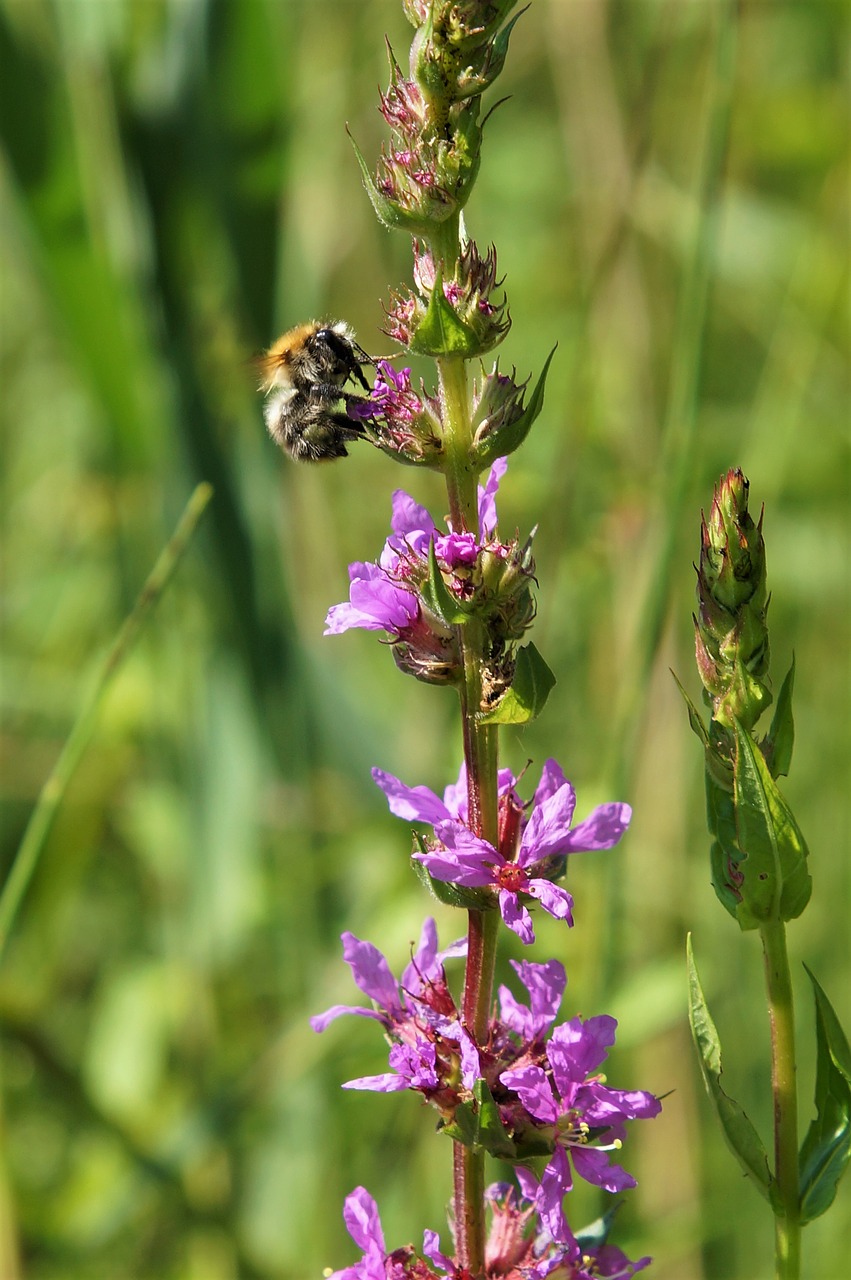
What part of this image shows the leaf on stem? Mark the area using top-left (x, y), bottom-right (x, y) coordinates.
top-left (799, 966), bottom-right (851, 1223)
top-left (478, 642), bottom-right (555, 724)
top-left (686, 934), bottom-right (774, 1202)
top-left (409, 265), bottom-right (484, 357)
top-left (473, 346), bottom-right (557, 468)
top-left (440, 1079), bottom-right (517, 1158)
top-left (421, 537), bottom-right (471, 625)
top-left (732, 719), bottom-right (811, 927)
top-left (765, 655), bottom-right (796, 778)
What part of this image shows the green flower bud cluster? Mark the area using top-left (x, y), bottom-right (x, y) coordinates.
top-left (694, 468), bottom-right (772, 735)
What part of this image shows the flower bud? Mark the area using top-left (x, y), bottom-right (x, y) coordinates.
top-left (695, 469), bottom-right (771, 732)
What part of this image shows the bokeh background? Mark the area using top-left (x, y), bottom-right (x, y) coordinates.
top-left (1, 0), bottom-right (848, 1277)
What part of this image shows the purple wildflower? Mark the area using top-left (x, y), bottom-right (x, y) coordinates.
top-left (311, 919), bottom-right (480, 1107)
top-left (324, 459), bottom-right (506, 641)
top-left (373, 759), bottom-right (631, 944)
top-left (501, 1018), bottom-right (661, 1243)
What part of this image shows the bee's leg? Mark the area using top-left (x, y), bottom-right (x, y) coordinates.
top-left (328, 411), bottom-right (369, 439)
top-left (350, 363), bottom-right (372, 392)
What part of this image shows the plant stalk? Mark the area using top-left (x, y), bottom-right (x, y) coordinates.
top-left (760, 920), bottom-right (801, 1280)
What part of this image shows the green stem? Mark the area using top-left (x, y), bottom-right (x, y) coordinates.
top-left (0, 483), bottom-right (213, 963)
top-left (760, 920), bottom-right (801, 1280)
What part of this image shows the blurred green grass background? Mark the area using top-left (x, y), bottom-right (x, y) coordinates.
top-left (0, 0), bottom-right (848, 1277)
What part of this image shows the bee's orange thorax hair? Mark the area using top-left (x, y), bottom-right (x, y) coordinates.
top-left (254, 322), bottom-right (319, 391)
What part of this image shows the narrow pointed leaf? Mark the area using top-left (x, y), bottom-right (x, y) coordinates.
top-left (420, 537), bottom-right (470, 625)
top-left (672, 669), bottom-right (711, 748)
top-left (686, 935), bottom-right (773, 1201)
top-left (732, 720), bottom-right (811, 926)
top-left (766, 656), bottom-right (795, 778)
top-left (478, 642), bottom-right (555, 724)
top-left (799, 966), bottom-right (851, 1223)
top-left (474, 346), bottom-right (557, 467)
top-left (439, 1081), bottom-right (516, 1156)
top-left (348, 129), bottom-right (433, 234)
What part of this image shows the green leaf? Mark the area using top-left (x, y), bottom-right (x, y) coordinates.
top-left (347, 128), bottom-right (436, 235)
top-left (478, 642), bottom-right (556, 724)
top-left (766, 655), bottom-right (795, 778)
top-left (409, 265), bottom-right (483, 357)
top-left (473, 1078), bottom-right (518, 1158)
top-left (799, 966), bottom-right (851, 1223)
top-left (410, 835), bottom-right (493, 911)
top-left (672, 669), bottom-right (711, 748)
top-left (732, 720), bottom-right (811, 927)
top-left (420, 537), bottom-right (470, 625)
top-left (474, 346), bottom-right (557, 467)
top-left (705, 772), bottom-right (745, 922)
top-left (440, 1080), bottom-right (517, 1157)
top-left (686, 935), bottom-right (774, 1201)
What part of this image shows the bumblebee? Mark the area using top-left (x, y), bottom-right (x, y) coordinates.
top-left (256, 320), bottom-right (374, 462)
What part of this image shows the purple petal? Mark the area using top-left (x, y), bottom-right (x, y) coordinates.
top-left (563, 802), bottom-right (632, 852)
top-left (498, 958), bottom-right (567, 1039)
top-left (538, 1146), bottom-right (574, 1242)
top-left (325, 563), bottom-right (418, 635)
top-left (372, 768), bottom-right (450, 825)
top-left (478, 457), bottom-right (508, 537)
top-left (572, 1144), bottom-right (637, 1194)
top-left (437, 1019), bottom-right (481, 1090)
top-left (342, 1072), bottom-right (410, 1092)
top-left (422, 1230), bottom-right (454, 1274)
top-left (342, 1186), bottom-right (385, 1253)
top-left (401, 916), bottom-right (438, 992)
top-left (441, 763), bottom-right (469, 821)
top-left (310, 1004), bottom-right (386, 1033)
top-left (341, 932), bottom-right (400, 1010)
top-left (499, 889), bottom-right (535, 943)
top-left (527, 880), bottom-right (574, 926)
top-left (499, 1064), bottom-right (559, 1124)
top-left (519, 774), bottom-right (577, 862)
top-left (390, 488), bottom-right (435, 541)
top-left (413, 846), bottom-right (494, 887)
top-left (547, 1016), bottom-right (617, 1090)
top-left (435, 530), bottom-right (478, 568)
top-left (583, 1085), bottom-right (662, 1125)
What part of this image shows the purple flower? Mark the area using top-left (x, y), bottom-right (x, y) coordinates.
top-left (497, 958), bottom-right (567, 1044)
top-left (327, 1187), bottom-right (389, 1280)
top-left (310, 917), bottom-right (464, 1034)
top-left (373, 758), bottom-right (631, 944)
top-left (311, 919), bottom-right (480, 1104)
top-left (325, 460), bottom-right (509, 640)
top-left (324, 561), bottom-right (420, 636)
top-left (500, 1017), bottom-right (661, 1243)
